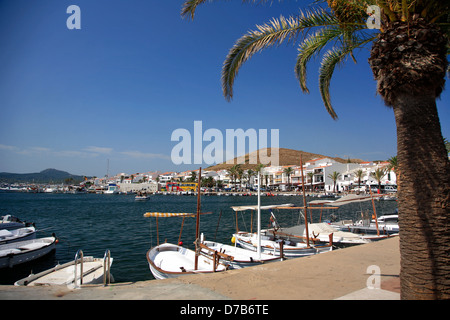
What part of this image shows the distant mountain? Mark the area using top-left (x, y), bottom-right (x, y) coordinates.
top-left (0, 168), bottom-right (87, 184)
top-left (206, 148), bottom-right (365, 171)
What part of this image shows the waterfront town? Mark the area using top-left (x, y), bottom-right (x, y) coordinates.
top-left (1, 157), bottom-right (397, 196)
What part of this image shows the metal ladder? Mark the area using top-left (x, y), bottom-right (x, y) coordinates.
top-left (103, 249), bottom-right (111, 286)
top-left (73, 249), bottom-right (112, 288)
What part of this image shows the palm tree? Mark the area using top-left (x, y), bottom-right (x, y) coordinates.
top-left (283, 167), bottom-right (293, 191)
top-left (387, 156), bottom-right (400, 187)
top-left (189, 171), bottom-right (197, 182)
top-left (327, 171), bottom-right (340, 193)
top-left (370, 167), bottom-right (386, 193)
top-left (246, 169), bottom-right (255, 189)
top-left (307, 171), bottom-right (314, 192)
top-left (182, 0), bottom-right (450, 299)
top-left (354, 169), bottom-right (364, 192)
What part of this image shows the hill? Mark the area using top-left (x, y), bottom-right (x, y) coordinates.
top-left (0, 168), bottom-right (87, 184)
top-left (206, 148), bottom-right (364, 171)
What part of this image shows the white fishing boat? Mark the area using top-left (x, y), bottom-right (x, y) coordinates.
top-left (278, 222), bottom-right (371, 246)
top-left (230, 203), bottom-right (334, 258)
top-left (0, 236), bottom-right (57, 269)
top-left (0, 215), bottom-right (28, 230)
top-left (201, 236), bottom-right (282, 269)
top-left (310, 193), bottom-right (399, 241)
top-left (0, 226), bottom-right (36, 244)
top-left (15, 250), bottom-right (113, 287)
top-left (334, 213), bottom-right (399, 237)
top-left (145, 168), bottom-right (231, 280)
top-left (147, 242), bottom-right (229, 280)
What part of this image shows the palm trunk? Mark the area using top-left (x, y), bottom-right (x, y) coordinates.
top-left (393, 92), bottom-right (450, 299)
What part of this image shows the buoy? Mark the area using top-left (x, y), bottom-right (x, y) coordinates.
top-left (178, 241), bottom-right (183, 246)
top-left (231, 236), bottom-right (235, 244)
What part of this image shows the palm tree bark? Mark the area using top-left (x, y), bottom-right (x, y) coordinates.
top-left (369, 18), bottom-right (450, 299)
top-left (393, 93), bottom-right (450, 299)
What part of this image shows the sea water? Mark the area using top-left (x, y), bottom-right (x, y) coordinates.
top-left (0, 192), bottom-right (397, 284)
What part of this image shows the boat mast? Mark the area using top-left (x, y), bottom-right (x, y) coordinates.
top-left (300, 155), bottom-right (310, 247)
top-left (194, 167), bottom-right (202, 270)
top-left (257, 170), bottom-right (261, 259)
top-left (368, 186), bottom-right (380, 236)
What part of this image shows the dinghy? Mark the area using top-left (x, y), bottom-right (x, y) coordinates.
top-left (0, 236), bottom-right (57, 269)
top-left (15, 250), bottom-right (113, 287)
top-left (0, 226), bottom-right (36, 245)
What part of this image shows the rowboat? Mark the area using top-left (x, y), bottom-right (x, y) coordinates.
top-left (0, 215), bottom-right (29, 230)
top-left (147, 242), bottom-right (229, 280)
top-left (0, 236), bottom-right (57, 269)
top-left (0, 226), bottom-right (36, 245)
top-left (15, 250), bottom-right (113, 287)
top-left (201, 238), bottom-right (282, 268)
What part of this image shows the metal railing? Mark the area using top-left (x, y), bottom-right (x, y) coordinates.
top-left (74, 249), bottom-right (83, 288)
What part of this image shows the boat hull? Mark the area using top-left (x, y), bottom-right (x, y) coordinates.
top-left (0, 227), bottom-right (36, 245)
top-left (233, 232), bottom-right (330, 258)
top-left (15, 256), bottom-right (114, 286)
top-left (0, 237), bottom-right (57, 269)
top-left (202, 240), bottom-right (281, 269)
top-left (147, 243), bottom-right (228, 280)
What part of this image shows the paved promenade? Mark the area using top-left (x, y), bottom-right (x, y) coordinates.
top-left (0, 237), bottom-right (400, 300)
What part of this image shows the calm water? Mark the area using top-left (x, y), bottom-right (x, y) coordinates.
top-left (0, 192), bottom-right (397, 284)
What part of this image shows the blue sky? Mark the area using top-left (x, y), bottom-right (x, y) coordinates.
top-left (0, 0), bottom-right (448, 177)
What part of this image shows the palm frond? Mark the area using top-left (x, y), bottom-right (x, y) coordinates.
top-left (222, 8), bottom-right (342, 100)
top-left (318, 35), bottom-right (376, 119)
top-left (295, 27), bottom-right (346, 94)
top-left (181, 0), bottom-right (279, 20)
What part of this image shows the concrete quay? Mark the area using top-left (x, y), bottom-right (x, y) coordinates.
top-left (0, 237), bottom-right (400, 300)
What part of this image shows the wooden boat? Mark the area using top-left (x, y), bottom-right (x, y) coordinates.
top-left (0, 236), bottom-right (57, 269)
top-left (0, 226), bottom-right (36, 245)
top-left (310, 192), bottom-right (399, 241)
top-left (15, 250), bottom-right (113, 287)
top-left (147, 242), bottom-right (229, 280)
top-left (201, 237), bottom-right (281, 269)
top-left (145, 168), bottom-right (231, 280)
top-left (231, 155), bottom-right (333, 256)
top-left (0, 215), bottom-right (29, 230)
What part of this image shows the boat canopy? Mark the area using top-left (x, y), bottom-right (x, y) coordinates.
top-left (143, 212), bottom-right (197, 218)
top-left (308, 194), bottom-right (382, 207)
top-left (230, 203), bottom-right (294, 212)
top-left (143, 212), bottom-right (212, 218)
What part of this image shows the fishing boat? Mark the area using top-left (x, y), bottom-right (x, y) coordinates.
top-left (15, 250), bottom-right (113, 287)
top-left (144, 168), bottom-right (232, 280)
top-left (230, 204), bottom-right (331, 257)
top-left (309, 193), bottom-right (399, 241)
top-left (146, 241), bottom-right (230, 280)
top-left (0, 215), bottom-right (29, 230)
top-left (0, 236), bottom-right (57, 269)
top-left (333, 213), bottom-right (399, 237)
top-left (201, 236), bottom-right (281, 269)
top-left (0, 226), bottom-right (36, 245)
top-left (276, 222), bottom-right (371, 246)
